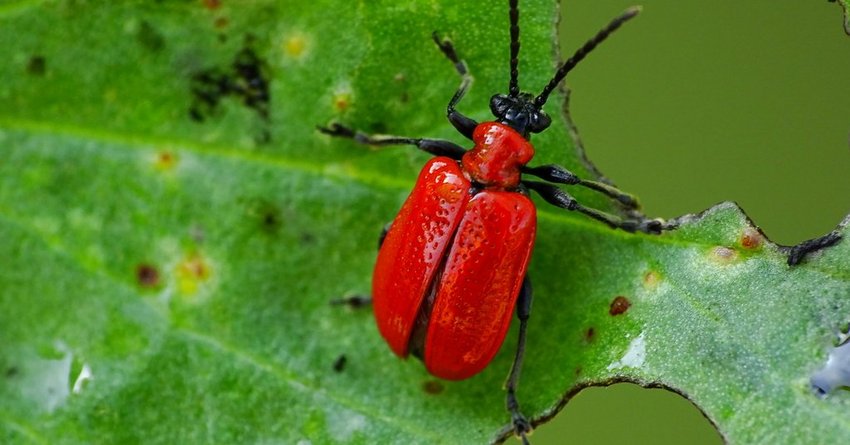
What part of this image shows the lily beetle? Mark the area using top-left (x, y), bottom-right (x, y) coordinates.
top-left (322, 1), bottom-right (662, 442)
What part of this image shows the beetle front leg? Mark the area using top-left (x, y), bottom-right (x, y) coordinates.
top-left (506, 277), bottom-right (533, 445)
top-left (523, 164), bottom-right (640, 210)
top-left (318, 123), bottom-right (466, 160)
top-left (431, 32), bottom-right (478, 140)
top-left (524, 181), bottom-right (665, 234)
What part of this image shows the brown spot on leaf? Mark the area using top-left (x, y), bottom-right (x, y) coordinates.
top-left (423, 380), bottom-right (444, 395)
top-left (214, 16), bottom-right (229, 29)
top-left (203, 0), bottom-right (221, 10)
top-left (740, 227), bottom-right (763, 249)
top-left (154, 150), bottom-right (177, 171)
top-left (333, 91), bottom-right (352, 112)
top-left (584, 327), bottom-right (596, 343)
top-left (136, 264), bottom-right (160, 288)
top-left (609, 296), bottom-right (631, 316)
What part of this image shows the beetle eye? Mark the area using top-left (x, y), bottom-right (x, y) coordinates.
top-left (490, 94), bottom-right (510, 118)
top-left (528, 110), bottom-right (551, 133)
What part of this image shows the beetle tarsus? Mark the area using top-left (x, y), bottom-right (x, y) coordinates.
top-left (329, 295), bottom-right (372, 309)
top-left (522, 164), bottom-right (642, 210)
top-left (432, 31), bottom-right (478, 139)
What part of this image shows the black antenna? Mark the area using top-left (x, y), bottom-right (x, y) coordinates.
top-left (508, 0), bottom-right (521, 97)
top-left (534, 6), bottom-right (641, 108)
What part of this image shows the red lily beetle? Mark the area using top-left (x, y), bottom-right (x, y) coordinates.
top-left (322, 1), bottom-right (662, 442)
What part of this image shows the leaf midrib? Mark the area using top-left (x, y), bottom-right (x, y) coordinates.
top-left (0, 209), bottom-right (447, 443)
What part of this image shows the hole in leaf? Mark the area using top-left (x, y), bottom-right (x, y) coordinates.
top-left (531, 383), bottom-right (723, 444)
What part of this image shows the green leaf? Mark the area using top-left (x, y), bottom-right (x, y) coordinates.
top-left (1, 1), bottom-right (848, 444)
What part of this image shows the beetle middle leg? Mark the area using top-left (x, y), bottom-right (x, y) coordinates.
top-left (523, 164), bottom-right (640, 210)
top-left (506, 277), bottom-right (533, 445)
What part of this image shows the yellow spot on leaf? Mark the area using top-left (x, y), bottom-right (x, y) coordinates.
top-left (176, 253), bottom-right (211, 296)
top-left (333, 91), bottom-right (352, 112)
top-left (643, 270), bottom-right (661, 289)
top-left (284, 34), bottom-right (307, 58)
top-left (154, 151), bottom-right (178, 171)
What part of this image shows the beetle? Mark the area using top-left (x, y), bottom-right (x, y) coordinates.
top-left (321, 1), bottom-right (662, 443)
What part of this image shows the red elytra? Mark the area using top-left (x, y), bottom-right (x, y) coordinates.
top-left (320, 3), bottom-right (658, 442)
top-left (373, 122), bottom-right (536, 380)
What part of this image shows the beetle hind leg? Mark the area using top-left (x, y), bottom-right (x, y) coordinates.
top-left (506, 277), bottom-right (533, 444)
top-left (329, 223), bottom-right (391, 309)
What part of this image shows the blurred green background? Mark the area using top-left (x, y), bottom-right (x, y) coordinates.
top-left (531, 1), bottom-right (850, 444)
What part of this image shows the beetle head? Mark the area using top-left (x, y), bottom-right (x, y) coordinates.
top-left (489, 93), bottom-right (551, 138)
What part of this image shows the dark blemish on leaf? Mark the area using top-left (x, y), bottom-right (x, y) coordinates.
top-left (5, 366), bottom-right (18, 378)
top-left (332, 354), bottom-right (347, 373)
top-left (609, 296), bottom-right (631, 316)
top-left (584, 327), bottom-right (595, 343)
top-left (574, 367), bottom-right (582, 377)
top-left (394, 73), bottom-right (409, 103)
top-left (300, 232), bottom-right (316, 245)
top-left (423, 380), bottom-right (444, 395)
top-left (137, 21), bottom-right (165, 52)
top-left (203, 0), bottom-right (221, 9)
top-left (247, 200), bottom-right (282, 235)
top-left (739, 227), bottom-right (763, 250)
top-left (214, 16), bottom-right (229, 30)
top-left (710, 246), bottom-right (738, 264)
top-left (26, 56), bottom-right (46, 76)
top-left (136, 264), bottom-right (160, 288)
top-left (188, 42), bottom-right (271, 141)
top-left (787, 231), bottom-right (842, 266)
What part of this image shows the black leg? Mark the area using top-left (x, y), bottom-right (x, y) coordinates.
top-left (431, 32), bottom-right (478, 140)
top-left (378, 221), bottom-right (391, 250)
top-left (524, 181), bottom-right (663, 234)
top-left (318, 123), bottom-right (466, 160)
top-left (506, 277), bottom-right (533, 445)
top-left (523, 164), bottom-right (640, 210)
